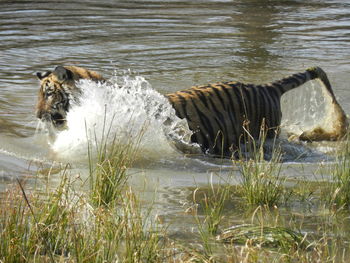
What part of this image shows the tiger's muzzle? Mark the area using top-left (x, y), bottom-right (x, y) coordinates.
top-left (37, 110), bottom-right (67, 128)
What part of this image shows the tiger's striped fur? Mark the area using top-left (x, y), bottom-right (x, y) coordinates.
top-left (166, 67), bottom-right (347, 156)
top-left (35, 66), bottom-right (347, 157)
top-left (36, 66), bottom-right (104, 127)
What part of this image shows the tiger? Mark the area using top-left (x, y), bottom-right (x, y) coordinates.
top-left (35, 65), bottom-right (348, 157)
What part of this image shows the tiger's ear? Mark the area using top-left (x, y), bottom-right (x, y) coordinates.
top-left (53, 66), bottom-right (74, 82)
top-left (36, 71), bottom-right (52, 80)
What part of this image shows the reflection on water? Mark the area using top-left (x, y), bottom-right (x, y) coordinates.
top-left (230, 1), bottom-right (283, 74)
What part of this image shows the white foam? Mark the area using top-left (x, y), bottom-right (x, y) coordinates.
top-left (51, 74), bottom-right (197, 161)
top-left (281, 80), bottom-right (327, 135)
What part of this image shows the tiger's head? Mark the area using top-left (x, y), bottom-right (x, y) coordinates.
top-left (36, 66), bottom-right (104, 128)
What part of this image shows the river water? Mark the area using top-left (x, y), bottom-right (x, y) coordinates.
top-left (0, 0), bottom-right (350, 242)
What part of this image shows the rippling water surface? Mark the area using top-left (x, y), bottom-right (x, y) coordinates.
top-left (0, 0), bottom-right (350, 239)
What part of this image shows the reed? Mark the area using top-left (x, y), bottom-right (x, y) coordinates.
top-left (188, 129), bottom-right (288, 260)
top-left (0, 170), bottom-right (80, 262)
top-left (87, 112), bottom-right (144, 208)
top-left (326, 136), bottom-right (350, 208)
top-left (197, 174), bottom-right (230, 236)
top-left (0, 116), bottom-right (168, 262)
top-left (0, 172), bottom-right (168, 262)
top-left (189, 173), bottom-right (232, 261)
top-left (2, 122), bottom-right (350, 262)
top-left (0, 185), bottom-right (32, 262)
top-left (192, 190), bottom-right (214, 258)
top-left (237, 132), bottom-right (285, 207)
top-left (2, 169), bottom-right (350, 262)
top-left (122, 188), bottom-right (167, 262)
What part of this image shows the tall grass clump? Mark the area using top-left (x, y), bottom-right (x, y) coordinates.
top-left (68, 188), bottom-right (167, 263)
top-left (0, 171), bottom-right (81, 262)
top-left (0, 185), bottom-right (34, 262)
top-left (87, 113), bottom-right (144, 207)
top-left (195, 174), bottom-right (230, 236)
top-left (190, 174), bottom-right (231, 259)
top-left (85, 114), bottom-right (168, 261)
top-left (237, 128), bottom-right (285, 207)
top-left (326, 135), bottom-right (350, 208)
top-left (0, 161), bottom-right (168, 262)
top-left (122, 188), bottom-right (167, 262)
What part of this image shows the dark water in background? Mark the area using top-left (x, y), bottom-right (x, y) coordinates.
top-left (0, 1), bottom-right (349, 197)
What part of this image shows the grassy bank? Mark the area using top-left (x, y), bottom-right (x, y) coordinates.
top-left (1, 135), bottom-right (350, 262)
top-left (0, 124), bottom-right (169, 262)
top-left (186, 136), bottom-right (350, 262)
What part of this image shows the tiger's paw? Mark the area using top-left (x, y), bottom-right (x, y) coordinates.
top-left (299, 127), bottom-right (339, 142)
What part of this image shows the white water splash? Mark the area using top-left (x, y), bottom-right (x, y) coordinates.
top-left (281, 80), bottom-right (327, 135)
top-left (51, 74), bottom-right (198, 161)
top-left (281, 79), bottom-right (347, 144)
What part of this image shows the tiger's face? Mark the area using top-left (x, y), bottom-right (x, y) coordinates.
top-left (36, 66), bottom-right (104, 129)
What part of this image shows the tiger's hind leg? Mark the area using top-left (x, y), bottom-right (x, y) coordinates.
top-left (298, 105), bottom-right (348, 142)
top-left (299, 127), bottom-right (343, 142)
top-left (298, 67), bottom-right (348, 142)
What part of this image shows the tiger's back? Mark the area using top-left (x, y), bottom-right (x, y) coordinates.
top-left (166, 67), bottom-right (347, 157)
top-left (166, 82), bottom-right (283, 156)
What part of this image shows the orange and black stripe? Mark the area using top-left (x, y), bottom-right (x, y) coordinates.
top-left (166, 67), bottom-right (338, 157)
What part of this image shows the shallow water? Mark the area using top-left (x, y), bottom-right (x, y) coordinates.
top-left (0, 0), bottom-right (350, 252)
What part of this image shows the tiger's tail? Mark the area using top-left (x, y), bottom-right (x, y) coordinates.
top-left (274, 66), bottom-right (348, 141)
top-left (305, 66), bottom-right (337, 102)
top-left (271, 66), bottom-right (335, 99)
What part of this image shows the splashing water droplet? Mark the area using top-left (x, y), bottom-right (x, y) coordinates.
top-left (50, 74), bottom-right (199, 161)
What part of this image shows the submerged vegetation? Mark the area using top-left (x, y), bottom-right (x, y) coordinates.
top-left (1, 131), bottom-right (350, 262)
